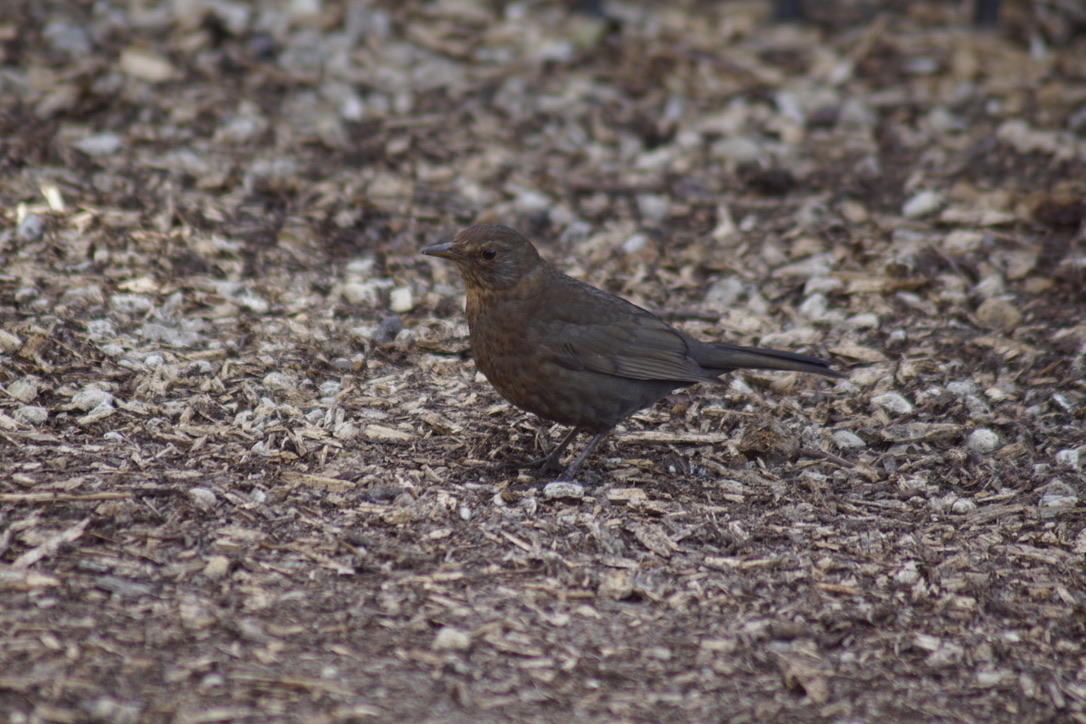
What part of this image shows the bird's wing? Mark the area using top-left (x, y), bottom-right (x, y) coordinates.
top-left (543, 295), bottom-right (715, 384)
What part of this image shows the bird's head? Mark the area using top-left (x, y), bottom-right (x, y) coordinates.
top-left (422, 224), bottom-right (544, 291)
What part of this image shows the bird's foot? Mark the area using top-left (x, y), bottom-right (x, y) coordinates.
top-left (499, 449), bottom-right (565, 473)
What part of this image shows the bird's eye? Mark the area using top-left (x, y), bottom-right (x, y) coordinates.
top-left (481, 249), bottom-right (497, 260)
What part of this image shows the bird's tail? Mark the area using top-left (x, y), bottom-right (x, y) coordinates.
top-left (694, 340), bottom-right (843, 379)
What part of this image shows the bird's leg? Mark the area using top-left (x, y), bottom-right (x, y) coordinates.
top-left (559, 430), bottom-right (610, 480)
top-left (504, 426), bottom-right (582, 472)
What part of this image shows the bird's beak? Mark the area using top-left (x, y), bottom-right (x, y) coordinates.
top-left (421, 241), bottom-right (462, 261)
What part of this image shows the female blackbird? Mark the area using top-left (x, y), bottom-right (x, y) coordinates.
top-left (422, 223), bottom-right (841, 479)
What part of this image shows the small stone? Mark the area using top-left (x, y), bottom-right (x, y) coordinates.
top-left (189, 487), bottom-right (218, 509)
top-left (72, 132), bottom-right (123, 156)
top-left (798, 293), bottom-right (828, 320)
top-left (598, 569), bottom-right (634, 600)
top-left (342, 281), bottom-right (381, 307)
top-left (966, 428), bottom-right (1000, 454)
top-left (87, 696), bottom-right (140, 724)
top-left (72, 389), bottom-right (114, 411)
top-left (621, 233), bottom-right (649, 255)
top-left (262, 372), bottom-right (296, 391)
top-left (372, 315), bottom-right (403, 344)
top-left (119, 48), bottom-right (176, 83)
top-left (872, 392), bottom-right (914, 416)
top-left (43, 19), bottom-right (92, 54)
top-left (17, 213), bottom-right (43, 241)
top-left (944, 230), bottom-right (984, 254)
top-left (388, 286), bottom-right (414, 313)
top-left (975, 298), bottom-right (1022, 331)
top-left (14, 406), bottom-right (48, 425)
top-left (6, 377), bottom-right (38, 403)
top-left (963, 395), bottom-right (993, 421)
top-left (636, 194), bottom-right (669, 223)
top-left (902, 190), bottom-right (942, 219)
top-left (894, 560), bottom-right (920, 585)
top-left (804, 277), bottom-right (843, 296)
top-left (838, 98), bottom-right (876, 130)
top-left (432, 626), bottom-right (471, 652)
top-left (1055, 449), bottom-right (1081, 470)
top-left (515, 190), bottom-right (550, 213)
top-left (706, 277), bottom-right (745, 308)
top-left (972, 275), bottom-right (1006, 300)
top-left (543, 481), bottom-right (585, 500)
top-left (332, 421), bottom-right (359, 440)
top-left (110, 294), bottom-right (154, 316)
top-left (203, 555), bottom-right (231, 579)
top-left (846, 312), bottom-right (879, 330)
top-left (951, 498), bottom-right (978, 514)
top-left (0, 329), bottom-right (23, 353)
top-left (1039, 481), bottom-right (1078, 509)
top-left (946, 381), bottom-right (976, 396)
top-left (713, 136), bottom-right (761, 164)
top-left (832, 430), bottom-right (867, 450)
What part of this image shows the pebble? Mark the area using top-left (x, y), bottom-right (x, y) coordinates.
top-left (262, 372), bottom-right (296, 390)
top-left (543, 481), bottom-right (585, 500)
top-left (621, 233), bottom-right (649, 255)
top-left (17, 213), bottom-right (43, 241)
top-left (43, 19), bottom-right (92, 54)
top-left (706, 277), bottom-right (745, 308)
top-left (72, 389), bottom-right (114, 411)
top-left (14, 406), bottom-right (48, 425)
top-left (188, 487), bottom-right (218, 509)
top-left (372, 315), bottom-right (403, 344)
top-left (14, 287), bottom-right (39, 304)
top-left (62, 285), bottom-right (105, 305)
top-left (946, 381), bottom-right (976, 396)
top-left (1039, 481), bottom-right (1078, 509)
top-left (244, 158), bottom-right (299, 193)
top-left (333, 421), bottom-right (359, 440)
top-left (203, 555), bottom-right (231, 579)
top-left (846, 312), bottom-right (879, 330)
top-left (637, 194), bottom-right (669, 223)
top-left (966, 428), bottom-right (1000, 454)
top-left (342, 281), bottom-right (375, 307)
top-left (894, 560), bottom-right (920, 585)
top-left (712, 136), bottom-right (761, 164)
top-left (951, 498), bottom-right (977, 514)
top-left (72, 132), bottom-right (123, 156)
top-left (432, 626), bottom-right (471, 652)
top-left (975, 297), bottom-right (1022, 331)
top-left (872, 392), bottom-right (914, 416)
top-left (838, 98), bottom-right (876, 131)
top-left (944, 230), bottom-right (983, 254)
top-left (110, 294), bottom-right (154, 316)
top-left (972, 275), bottom-right (1005, 300)
top-left (6, 377), bottom-right (38, 403)
top-left (798, 293), bottom-right (828, 320)
top-left (1054, 449), bottom-right (1081, 470)
top-left (963, 395), bottom-right (993, 421)
top-left (832, 430), bottom-right (867, 450)
top-left (389, 286), bottom-right (414, 313)
top-left (85, 319), bottom-right (118, 342)
top-left (139, 322), bottom-right (207, 347)
top-left (515, 190), bottom-right (550, 213)
top-left (902, 190), bottom-right (942, 219)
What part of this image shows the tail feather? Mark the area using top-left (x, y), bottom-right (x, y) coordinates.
top-left (692, 340), bottom-right (843, 379)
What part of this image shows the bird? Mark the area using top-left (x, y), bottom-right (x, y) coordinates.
top-left (422, 223), bottom-right (842, 480)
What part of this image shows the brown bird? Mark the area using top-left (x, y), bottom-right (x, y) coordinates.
top-left (422, 224), bottom-right (842, 479)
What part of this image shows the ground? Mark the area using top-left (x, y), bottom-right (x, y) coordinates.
top-left (1, 1), bottom-right (1086, 722)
